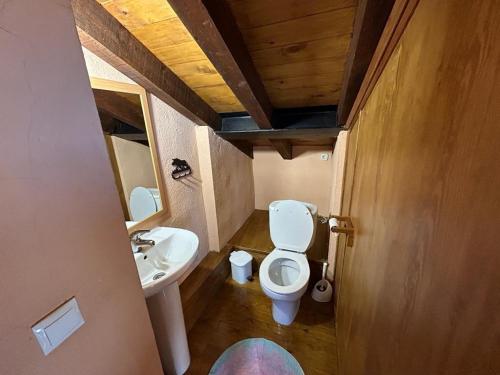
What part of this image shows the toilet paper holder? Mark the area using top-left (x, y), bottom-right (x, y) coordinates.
top-left (329, 215), bottom-right (355, 246)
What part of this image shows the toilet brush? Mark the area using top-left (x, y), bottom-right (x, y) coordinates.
top-left (312, 261), bottom-right (333, 302)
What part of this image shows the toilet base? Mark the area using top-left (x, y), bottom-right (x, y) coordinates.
top-left (272, 299), bottom-right (301, 325)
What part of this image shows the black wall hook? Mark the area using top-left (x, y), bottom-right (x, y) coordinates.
top-left (171, 158), bottom-right (192, 180)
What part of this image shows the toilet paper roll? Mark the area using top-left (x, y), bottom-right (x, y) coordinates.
top-left (329, 218), bottom-right (339, 238)
top-left (329, 217), bottom-right (339, 230)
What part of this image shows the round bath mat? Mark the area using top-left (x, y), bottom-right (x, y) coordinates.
top-left (209, 338), bottom-right (304, 375)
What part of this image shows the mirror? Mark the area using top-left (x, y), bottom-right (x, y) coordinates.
top-left (90, 78), bottom-right (166, 229)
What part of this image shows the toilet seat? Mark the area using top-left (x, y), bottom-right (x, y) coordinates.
top-left (259, 249), bottom-right (310, 296)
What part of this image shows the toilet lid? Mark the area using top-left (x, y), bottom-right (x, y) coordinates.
top-left (130, 187), bottom-right (160, 221)
top-left (269, 200), bottom-right (314, 253)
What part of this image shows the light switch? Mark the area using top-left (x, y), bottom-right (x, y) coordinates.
top-left (32, 297), bottom-right (85, 355)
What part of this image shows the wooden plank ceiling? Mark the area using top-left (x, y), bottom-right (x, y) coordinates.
top-left (96, 0), bottom-right (357, 113)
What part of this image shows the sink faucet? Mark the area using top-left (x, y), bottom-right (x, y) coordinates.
top-left (129, 229), bottom-right (156, 249)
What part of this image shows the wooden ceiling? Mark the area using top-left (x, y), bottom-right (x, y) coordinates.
top-left (229, 0), bottom-right (356, 109)
top-left (96, 0), bottom-right (242, 113)
top-left (95, 0), bottom-right (357, 113)
top-left (77, 0), bottom-right (393, 160)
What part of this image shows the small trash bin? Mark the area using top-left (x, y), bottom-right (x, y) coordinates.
top-left (229, 250), bottom-right (252, 284)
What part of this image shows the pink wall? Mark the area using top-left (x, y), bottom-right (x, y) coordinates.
top-left (196, 127), bottom-right (255, 250)
top-left (253, 146), bottom-right (335, 215)
top-left (0, 1), bottom-right (162, 374)
top-left (208, 129), bottom-right (255, 248)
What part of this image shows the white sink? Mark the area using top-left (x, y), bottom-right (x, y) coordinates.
top-left (133, 227), bottom-right (199, 298)
top-left (131, 226), bottom-right (199, 375)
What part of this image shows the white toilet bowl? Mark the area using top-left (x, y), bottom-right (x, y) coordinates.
top-left (259, 249), bottom-right (310, 325)
top-left (259, 200), bottom-right (317, 325)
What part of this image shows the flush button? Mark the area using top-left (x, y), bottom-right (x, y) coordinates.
top-left (32, 297), bottom-right (85, 355)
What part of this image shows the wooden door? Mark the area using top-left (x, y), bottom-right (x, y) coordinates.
top-left (334, 114), bottom-right (359, 372)
top-left (335, 0), bottom-right (500, 374)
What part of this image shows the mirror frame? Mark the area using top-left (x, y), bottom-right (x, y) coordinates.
top-left (90, 77), bottom-right (168, 233)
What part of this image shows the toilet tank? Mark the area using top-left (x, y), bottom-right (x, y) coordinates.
top-left (269, 200), bottom-right (317, 253)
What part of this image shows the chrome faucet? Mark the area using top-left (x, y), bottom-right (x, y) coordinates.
top-left (129, 229), bottom-right (156, 248)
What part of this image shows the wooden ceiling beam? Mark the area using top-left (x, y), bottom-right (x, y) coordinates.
top-left (93, 89), bottom-right (145, 131)
top-left (217, 127), bottom-right (342, 141)
top-left (72, 0), bottom-right (220, 129)
top-left (97, 111), bottom-right (119, 133)
top-left (270, 140), bottom-right (293, 160)
top-left (167, 0), bottom-right (295, 158)
top-left (167, 0), bottom-right (273, 129)
top-left (113, 133), bottom-right (148, 142)
top-left (337, 0), bottom-right (396, 126)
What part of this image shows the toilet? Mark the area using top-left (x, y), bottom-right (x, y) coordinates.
top-left (129, 186), bottom-right (162, 221)
top-left (259, 200), bottom-right (317, 325)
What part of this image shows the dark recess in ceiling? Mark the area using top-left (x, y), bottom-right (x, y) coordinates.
top-left (220, 106), bottom-right (339, 131)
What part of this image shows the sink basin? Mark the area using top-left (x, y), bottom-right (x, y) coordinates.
top-left (133, 227), bottom-right (199, 298)
top-left (131, 226), bottom-right (198, 375)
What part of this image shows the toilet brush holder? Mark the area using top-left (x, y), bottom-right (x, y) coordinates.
top-left (312, 261), bottom-right (333, 303)
top-left (312, 279), bottom-right (333, 302)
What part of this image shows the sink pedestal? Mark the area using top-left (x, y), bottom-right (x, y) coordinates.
top-left (146, 282), bottom-right (190, 375)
